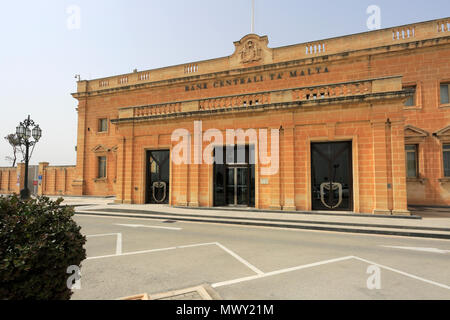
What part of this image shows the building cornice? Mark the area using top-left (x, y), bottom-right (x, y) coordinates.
top-left (72, 35), bottom-right (450, 100)
top-left (111, 90), bottom-right (410, 126)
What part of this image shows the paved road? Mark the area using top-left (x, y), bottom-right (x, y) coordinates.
top-left (71, 213), bottom-right (450, 300)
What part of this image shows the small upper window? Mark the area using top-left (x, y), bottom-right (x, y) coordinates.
top-left (443, 144), bottom-right (450, 177)
top-left (99, 119), bottom-right (108, 132)
top-left (441, 83), bottom-right (450, 105)
top-left (405, 145), bottom-right (418, 178)
top-left (98, 156), bottom-right (107, 178)
top-left (404, 85), bottom-right (416, 106)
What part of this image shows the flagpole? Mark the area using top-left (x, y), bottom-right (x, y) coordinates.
top-left (251, 0), bottom-right (255, 34)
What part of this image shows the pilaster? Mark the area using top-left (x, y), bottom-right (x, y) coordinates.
top-left (282, 126), bottom-right (296, 211)
top-left (371, 120), bottom-right (391, 215)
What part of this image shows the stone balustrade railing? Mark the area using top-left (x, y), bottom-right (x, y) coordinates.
top-left (115, 76), bottom-right (403, 121)
top-left (134, 103), bottom-right (182, 117)
top-left (293, 80), bottom-right (372, 101)
top-left (199, 92), bottom-right (271, 110)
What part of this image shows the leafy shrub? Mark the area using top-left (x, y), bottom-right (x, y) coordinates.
top-left (0, 195), bottom-right (86, 300)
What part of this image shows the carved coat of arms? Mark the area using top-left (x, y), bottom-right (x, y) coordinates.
top-left (240, 40), bottom-right (262, 63)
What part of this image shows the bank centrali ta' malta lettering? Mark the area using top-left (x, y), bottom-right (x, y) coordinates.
top-left (185, 67), bottom-right (330, 92)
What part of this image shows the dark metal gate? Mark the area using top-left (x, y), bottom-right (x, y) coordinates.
top-left (311, 142), bottom-right (353, 211)
top-left (146, 150), bottom-right (170, 204)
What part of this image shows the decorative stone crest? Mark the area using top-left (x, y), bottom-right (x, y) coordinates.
top-left (240, 40), bottom-right (262, 64)
top-left (231, 34), bottom-right (271, 67)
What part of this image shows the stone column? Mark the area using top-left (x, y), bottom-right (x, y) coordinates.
top-left (123, 134), bottom-right (134, 204)
top-left (282, 126), bottom-right (296, 211)
top-left (115, 138), bottom-right (125, 203)
top-left (371, 120), bottom-right (391, 215)
top-left (390, 119), bottom-right (410, 215)
top-left (177, 162), bottom-right (189, 207)
top-left (37, 162), bottom-right (49, 196)
top-left (269, 127), bottom-right (281, 210)
top-left (189, 124), bottom-right (200, 207)
top-left (72, 101), bottom-right (87, 196)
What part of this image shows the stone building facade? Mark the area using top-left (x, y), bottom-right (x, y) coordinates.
top-left (67, 18), bottom-right (450, 215)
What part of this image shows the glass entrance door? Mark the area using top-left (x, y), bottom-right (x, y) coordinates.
top-left (226, 167), bottom-right (249, 206)
top-left (311, 142), bottom-right (353, 211)
top-left (146, 150), bottom-right (170, 204)
top-left (213, 145), bottom-right (255, 207)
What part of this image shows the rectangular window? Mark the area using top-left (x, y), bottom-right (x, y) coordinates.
top-left (99, 119), bottom-right (108, 132)
top-left (404, 85), bottom-right (416, 106)
top-left (405, 145), bottom-right (418, 178)
top-left (98, 156), bottom-right (107, 178)
top-left (444, 145), bottom-right (450, 177)
top-left (441, 83), bottom-right (450, 105)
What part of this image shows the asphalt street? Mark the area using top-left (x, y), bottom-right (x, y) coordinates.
top-left (71, 213), bottom-right (450, 300)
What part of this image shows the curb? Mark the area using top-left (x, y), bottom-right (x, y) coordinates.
top-left (84, 208), bottom-right (450, 232)
top-left (75, 210), bottom-right (450, 240)
top-left (171, 206), bottom-right (423, 220)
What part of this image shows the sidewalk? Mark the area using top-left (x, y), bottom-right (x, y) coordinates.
top-left (58, 196), bottom-right (450, 240)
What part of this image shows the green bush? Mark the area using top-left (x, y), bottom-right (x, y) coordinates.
top-left (0, 195), bottom-right (86, 300)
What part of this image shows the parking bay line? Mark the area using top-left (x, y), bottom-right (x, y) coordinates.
top-left (211, 256), bottom-right (354, 288)
top-left (352, 256), bottom-right (450, 290)
top-left (214, 242), bottom-right (264, 275)
top-left (212, 255), bottom-right (450, 290)
top-left (86, 241), bottom-right (262, 278)
top-left (86, 233), bottom-right (122, 255)
top-left (83, 235), bottom-right (450, 291)
top-left (114, 223), bottom-right (182, 231)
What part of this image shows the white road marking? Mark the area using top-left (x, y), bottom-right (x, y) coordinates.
top-left (84, 227), bottom-right (450, 292)
top-left (86, 233), bottom-right (119, 238)
top-left (87, 246), bottom-right (178, 260)
top-left (212, 255), bottom-right (450, 290)
top-left (212, 256), bottom-right (354, 288)
top-left (86, 240), bottom-right (262, 275)
top-left (352, 256), bottom-right (450, 290)
top-left (381, 245), bottom-right (450, 254)
top-left (115, 223), bottom-right (182, 231)
top-left (214, 242), bottom-right (264, 275)
top-left (86, 243), bottom-right (217, 261)
top-left (86, 233), bottom-right (122, 256)
top-left (178, 243), bottom-right (216, 249)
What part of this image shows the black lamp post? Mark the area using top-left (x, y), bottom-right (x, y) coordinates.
top-left (16, 115), bottom-right (42, 200)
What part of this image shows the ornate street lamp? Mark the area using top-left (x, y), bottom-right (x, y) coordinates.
top-left (15, 115), bottom-right (42, 199)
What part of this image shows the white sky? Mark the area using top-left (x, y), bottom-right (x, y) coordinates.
top-left (0, 0), bottom-right (448, 167)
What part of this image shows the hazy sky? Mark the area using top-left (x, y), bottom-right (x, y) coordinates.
top-left (0, 0), bottom-right (449, 167)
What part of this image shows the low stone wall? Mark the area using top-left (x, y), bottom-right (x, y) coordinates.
top-left (0, 166), bottom-right (20, 195)
top-left (38, 163), bottom-right (76, 196)
top-left (0, 163), bottom-right (77, 197)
